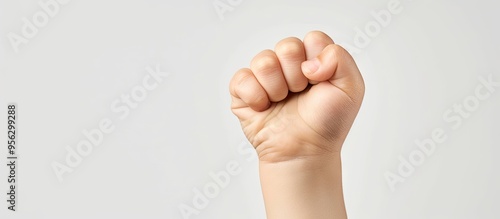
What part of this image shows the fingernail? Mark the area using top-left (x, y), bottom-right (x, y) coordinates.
top-left (302, 58), bottom-right (320, 74)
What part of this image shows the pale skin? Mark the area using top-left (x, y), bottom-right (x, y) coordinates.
top-left (229, 31), bottom-right (365, 218)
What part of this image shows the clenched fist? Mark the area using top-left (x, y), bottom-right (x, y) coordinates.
top-left (230, 31), bottom-right (365, 163)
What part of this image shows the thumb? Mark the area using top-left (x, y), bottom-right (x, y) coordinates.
top-left (301, 44), bottom-right (365, 103)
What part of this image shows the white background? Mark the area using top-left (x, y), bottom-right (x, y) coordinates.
top-left (0, 0), bottom-right (499, 218)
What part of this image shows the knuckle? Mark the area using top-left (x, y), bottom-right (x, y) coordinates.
top-left (231, 68), bottom-right (247, 83)
top-left (235, 73), bottom-right (254, 91)
top-left (305, 30), bottom-right (329, 41)
top-left (275, 38), bottom-right (304, 59)
top-left (304, 31), bottom-right (335, 49)
top-left (319, 44), bottom-right (343, 62)
top-left (230, 69), bottom-right (252, 95)
top-left (331, 44), bottom-right (347, 56)
top-left (251, 51), bottom-right (280, 73)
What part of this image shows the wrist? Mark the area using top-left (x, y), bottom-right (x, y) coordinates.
top-left (258, 152), bottom-right (346, 219)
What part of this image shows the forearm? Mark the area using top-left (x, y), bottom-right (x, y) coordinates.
top-left (259, 153), bottom-right (346, 219)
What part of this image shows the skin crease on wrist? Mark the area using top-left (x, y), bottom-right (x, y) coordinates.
top-left (230, 30), bottom-right (364, 219)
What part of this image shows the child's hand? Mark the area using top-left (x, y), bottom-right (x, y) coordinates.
top-left (230, 31), bottom-right (364, 163)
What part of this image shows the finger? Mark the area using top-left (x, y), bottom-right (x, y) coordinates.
top-left (250, 50), bottom-right (289, 102)
top-left (230, 68), bottom-right (270, 112)
top-left (303, 30), bottom-right (335, 60)
top-left (301, 44), bottom-right (365, 103)
top-left (274, 37), bottom-right (308, 92)
top-left (303, 31), bottom-right (335, 85)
